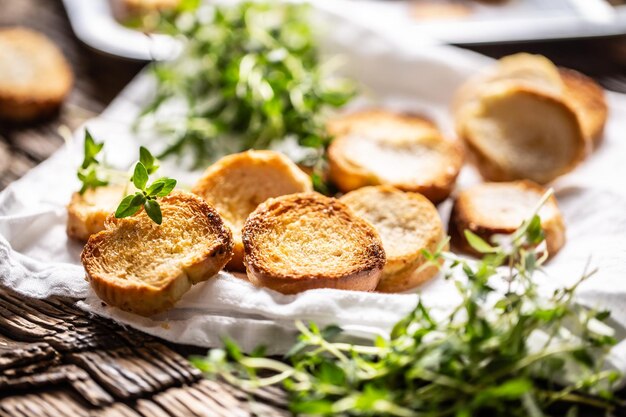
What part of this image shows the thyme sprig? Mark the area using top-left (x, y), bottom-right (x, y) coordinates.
top-left (137, 1), bottom-right (355, 190)
top-left (191, 200), bottom-right (622, 417)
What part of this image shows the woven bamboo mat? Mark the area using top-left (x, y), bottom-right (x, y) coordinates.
top-left (3, 0), bottom-right (626, 415)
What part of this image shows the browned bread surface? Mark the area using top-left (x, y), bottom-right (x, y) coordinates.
top-left (560, 68), bottom-right (608, 147)
top-left (327, 110), bottom-right (463, 204)
top-left (242, 193), bottom-right (386, 294)
top-left (0, 28), bottom-right (73, 121)
top-left (192, 150), bottom-right (312, 271)
top-left (449, 181), bottom-right (565, 257)
top-left (82, 191), bottom-right (233, 316)
top-left (67, 185), bottom-right (126, 241)
top-left (457, 84), bottom-right (586, 184)
top-left (340, 186), bottom-right (445, 292)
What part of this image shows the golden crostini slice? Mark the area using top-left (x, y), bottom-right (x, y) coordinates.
top-left (0, 28), bottom-right (73, 121)
top-left (449, 181), bottom-right (565, 257)
top-left (328, 128), bottom-right (463, 204)
top-left (192, 150), bottom-right (312, 272)
top-left (457, 84), bottom-right (587, 184)
top-left (340, 186), bottom-right (446, 293)
top-left (242, 193), bottom-right (386, 294)
top-left (67, 185), bottom-right (126, 241)
top-left (559, 68), bottom-right (608, 147)
top-left (327, 109), bottom-right (440, 139)
top-left (82, 191), bottom-right (233, 316)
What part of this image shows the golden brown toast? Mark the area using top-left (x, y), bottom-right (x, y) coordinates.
top-left (457, 84), bottom-right (586, 184)
top-left (455, 53), bottom-right (607, 183)
top-left (82, 191), bottom-right (233, 316)
top-left (242, 193), bottom-right (386, 294)
top-left (327, 110), bottom-right (463, 204)
top-left (449, 181), bottom-right (565, 257)
top-left (192, 150), bottom-right (312, 271)
top-left (67, 185), bottom-right (126, 241)
top-left (340, 186), bottom-right (445, 292)
top-left (0, 28), bottom-right (73, 121)
top-left (560, 68), bottom-right (607, 147)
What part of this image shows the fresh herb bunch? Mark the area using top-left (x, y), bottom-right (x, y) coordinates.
top-left (138, 1), bottom-right (355, 178)
top-left (114, 147), bottom-right (177, 225)
top-left (191, 195), bottom-right (622, 417)
top-left (77, 130), bottom-right (109, 194)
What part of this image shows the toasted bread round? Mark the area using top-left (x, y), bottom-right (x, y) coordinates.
top-left (327, 109), bottom-right (440, 138)
top-left (0, 28), bottom-right (73, 121)
top-left (67, 185), bottom-right (126, 241)
top-left (457, 84), bottom-right (586, 184)
top-left (327, 110), bottom-right (463, 204)
top-left (449, 181), bottom-right (565, 257)
top-left (192, 150), bottom-right (312, 272)
top-left (340, 186), bottom-right (445, 293)
top-left (242, 193), bottom-right (386, 294)
top-left (82, 191), bottom-right (233, 316)
top-left (560, 68), bottom-right (607, 147)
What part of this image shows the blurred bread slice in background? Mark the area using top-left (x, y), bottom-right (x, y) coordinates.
top-left (340, 186), bottom-right (445, 293)
top-left (449, 180), bottom-right (565, 258)
top-left (560, 68), bottom-right (608, 147)
top-left (242, 193), bottom-right (386, 294)
top-left (67, 185), bottom-right (126, 241)
top-left (192, 150), bottom-right (312, 272)
top-left (0, 28), bottom-right (73, 122)
top-left (327, 109), bottom-right (463, 204)
top-left (454, 53), bottom-right (605, 184)
top-left (110, 0), bottom-right (180, 30)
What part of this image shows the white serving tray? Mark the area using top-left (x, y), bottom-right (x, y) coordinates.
top-left (62, 0), bottom-right (626, 61)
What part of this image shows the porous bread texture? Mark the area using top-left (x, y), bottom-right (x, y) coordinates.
top-left (449, 180), bottom-right (565, 258)
top-left (67, 185), bottom-right (126, 241)
top-left (242, 192), bottom-right (386, 294)
top-left (82, 191), bottom-right (233, 316)
top-left (192, 150), bottom-right (312, 271)
top-left (0, 27), bottom-right (73, 121)
top-left (327, 109), bottom-right (463, 204)
top-left (340, 186), bottom-right (445, 293)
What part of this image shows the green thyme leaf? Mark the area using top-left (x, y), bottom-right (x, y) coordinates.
top-left (132, 162), bottom-right (149, 190)
top-left (115, 193), bottom-right (143, 218)
top-left (139, 146), bottom-right (159, 175)
top-left (144, 199), bottom-right (162, 225)
top-left (464, 229), bottom-right (498, 253)
top-left (77, 130), bottom-right (109, 194)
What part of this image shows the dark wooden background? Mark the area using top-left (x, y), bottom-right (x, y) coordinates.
top-left (1, 0), bottom-right (626, 415)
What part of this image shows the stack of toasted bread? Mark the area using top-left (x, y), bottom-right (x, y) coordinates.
top-left (72, 52), bottom-right (607, 316)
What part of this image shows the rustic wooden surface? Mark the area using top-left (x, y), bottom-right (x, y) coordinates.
top-left (2, 0), bottom-right (626, 415)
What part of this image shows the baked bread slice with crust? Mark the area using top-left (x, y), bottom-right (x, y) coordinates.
top-left (327, 110), bottom-right (463, 204)
top-left (242, 193), bottom-right (386, 294)
top-left (560, 68), bottom-right (607, 147)
top-left (340, 186), bottom-right (445, 293)
top-left (82, 191), bottom-right (233, 316)
top-left (0, 28), bottom-right (73, 121)
top-left (192, 150), bottom-right (312, 271)
top-left (457, 83), bottom-right (587, 184)
top-left (449, 181), bottom-right (565, 257)
top-left (67, 185), bottom-right (126, 241)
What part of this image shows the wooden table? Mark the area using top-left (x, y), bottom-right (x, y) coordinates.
top-left (1, 1), bottom-right (626, 415)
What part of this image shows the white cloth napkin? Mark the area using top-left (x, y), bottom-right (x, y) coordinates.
top-left (1, 5), bottom-right (626, 367)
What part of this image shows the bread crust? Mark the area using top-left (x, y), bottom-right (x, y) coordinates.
top-left (67, 185), bottom-right (126, 241)
top-left (457, 84), bottom-right (587, 184)
top-left (192, 150), bottom-right (312, 272)
top-left (559, 68), bottom-right (607, 147)
top-left (0, 28), bottom-right (73, 121)
top-left (242, 193), bottom-right (385, 294)
top-left (327, 110), bottom-right (463, 204)
top-left (449, 181), bottom-right (565, 258)
top-left (82, 191), bottom-right (233, 316)
top-left (340, 186), bottom-right (445, 292)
